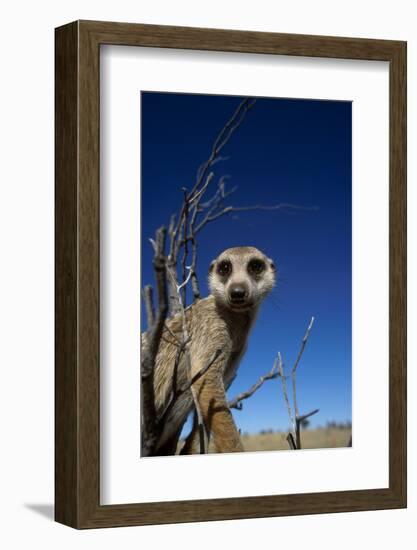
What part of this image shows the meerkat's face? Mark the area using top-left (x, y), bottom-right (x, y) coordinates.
top-left (208, 246), bottom-right (276, 312)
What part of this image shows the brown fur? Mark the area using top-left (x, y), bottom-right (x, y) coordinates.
top-left (142, 246), bottom-right (276, 455)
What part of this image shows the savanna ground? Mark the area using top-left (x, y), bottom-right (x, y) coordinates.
top-left (177, 426), bottom-right (352, 454)
top-left (240, 426), bottom-right (351, 452)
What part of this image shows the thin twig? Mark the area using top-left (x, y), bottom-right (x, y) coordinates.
top-left (228, 361), bottom-right (280, 410)
top-left (180, 189), bottom-right (190, 307)
top-left (189, 236), bottom-right (200, 301)
top-left (292, 316), bottom-right (315, 419)
top-left (178, 268), bottom-right (192, 291)
top-left (189, 98), bottom-right (256, 198)
top-left (295, 409), bottom-right (319, 449)
top-left (297, 408), bottom-right (319, 423)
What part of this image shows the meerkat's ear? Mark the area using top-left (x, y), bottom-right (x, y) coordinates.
top-left (209, 260), bottom-right (216, 274)
top-left (269, 259), bottom-right (276, 272)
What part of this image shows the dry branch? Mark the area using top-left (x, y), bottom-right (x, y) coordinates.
top-left (227, 315), bottom-right (318, 452)
top-left (142, 285), bottom-right (155, 328)
top-left (141, 227), bottom-right (168, 456)
top-left (278, 316), bottom-right (317, 450)
top-left (189, 98), bottom-right (256, 199)
top-left (277, 352), bottom-right (296, 438)
top-left (291, 316), bottom-right (315, 419)
top-left (228, 361), bottom-right (280, 410)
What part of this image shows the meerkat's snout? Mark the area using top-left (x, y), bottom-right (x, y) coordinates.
top-left (229, 283), bottom-right (249, 306)
top-left (209, 246), bottom-right (276, 312)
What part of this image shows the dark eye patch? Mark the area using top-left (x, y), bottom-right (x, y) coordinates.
top-left (217, 259), bottom-right (232, 276)
top-left (248, 258), bottom-right (265, 275)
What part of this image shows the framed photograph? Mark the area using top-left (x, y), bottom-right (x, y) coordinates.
top-left (55, 20), bottom-right (406, 528)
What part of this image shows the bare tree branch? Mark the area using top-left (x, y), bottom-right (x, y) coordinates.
top-left (141, 226), bottom-right (168, 457)
top-left (227, 317), bottom-right (318, 451)
top-left (189, 98), bottom-right (256, 199)
top-left (275, 316), bottom-right (317, 450)
top-left (228, 361), bottom-right (280, 410)
top-left (297, 409), bottom-right (319, 424)
top-left (180, 190), bottom-right (190, 307)
top-left (142, 285), bottom-right (155, 328)
top-left (277, 352), bottom-right (296, 438)
top-left (189, 236), bottom-right (200, 302)
top-left (291, 316), bottom-right (315, 419)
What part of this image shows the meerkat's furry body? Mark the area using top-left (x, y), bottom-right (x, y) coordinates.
top-left (141, 246), bottom-right (276, 455)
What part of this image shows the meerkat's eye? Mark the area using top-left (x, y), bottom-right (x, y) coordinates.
top-left (248, 259), bottom-right (265, 275)
top-left (217, 260), bottom-right (232, 276)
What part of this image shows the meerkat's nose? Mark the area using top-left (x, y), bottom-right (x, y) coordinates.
top-left (230, 285), bottom-right (248, 303)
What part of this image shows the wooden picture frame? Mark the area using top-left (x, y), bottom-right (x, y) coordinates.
top-left (55, 20), bottom-right (407, 528)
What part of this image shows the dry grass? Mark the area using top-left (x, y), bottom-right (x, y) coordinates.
top-left (240, 427), bottom-right (351, 452)
top-left (177, 427), bottom-right (351, 454)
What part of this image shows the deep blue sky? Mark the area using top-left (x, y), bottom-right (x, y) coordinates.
top-left (141, 91), bottom-right (352, 435)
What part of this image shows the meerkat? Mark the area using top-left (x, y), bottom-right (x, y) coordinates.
top-left (141, 246), bottom-right (276, 455)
